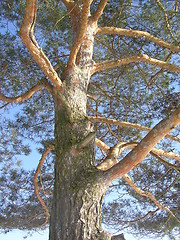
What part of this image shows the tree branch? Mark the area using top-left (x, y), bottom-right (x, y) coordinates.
top-left (0, 82), bottom-right (53, 103)
top-left (33, 142), bottom-right (55, 225)
top-left (103, 107), bottom-right (180, 182)
top-left (90, 0), bottom-right (108, 22)
top-left (89, 116), bottom-right (180, 143)
top-left (97, 27), bottom-right (180, 53)
top-left (96, 138), bottom-right (180, 171)
top-left (20, 0), bottom-right (63, 90)
top-left (155, 0), bottom-right (179, 44)
top-left (67, 0), bottom-right (91, 67)
top-left (61, 0), bottom-right (75, 10)
top-left (91, 54), bottom-right (180, 75)
top-left (150, 152), bottom-right (180, 171)
top-left (97, 141), bottom-right (135, 171)
top-left (123, 174), bottom-right (180, 223)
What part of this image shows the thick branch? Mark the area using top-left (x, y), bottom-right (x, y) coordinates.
top-left (61, 0), bottom-right (75, 10)
top-left (89, 116), bottom-right (180, 143)
top-left (67, 0), bottom-right (91, 67)
top-left (20, 0), bottom-right (63, 90)
top-left (91, 54), bottom-right (180, 74)
top-left (0, 82), bottom-right (53, 103)
top-left (103, 108), bottom-right (180, 183)
top-left (33, 142), bottom-right (54, 224)
top-left (123, 174), bottom-right (180, 223)
top-left (97, 27), bottom-right (180, 53)
top-left (90, 0), bottom-right (108, 22)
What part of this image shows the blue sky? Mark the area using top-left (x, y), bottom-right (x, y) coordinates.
top-left (1, 2), bottom-right (179, 240)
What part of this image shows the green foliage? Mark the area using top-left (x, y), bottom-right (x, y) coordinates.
top-left (0, 0), bottom-right (179, 239)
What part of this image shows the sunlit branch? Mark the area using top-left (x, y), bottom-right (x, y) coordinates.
top-left (96, 138), bottom-right (180, 222)
top-left (61, 0), bottom-right (75, 10)
top-left (123, 174), bottom-right (180, 223)
top-left (91, 54), bottom-right (180, 75)
top-left (95, 138), bottom-right (110, 153)
top-left (88, 116), bottom-right (180, 143)
top-left (90, 0), bottom-right (108, 22)
top-left (20, 0), bottom-right (63, 90)
top-left (104, 107), bottom-right (180, 182)
top-left (33, 142), bottom-right (55, 225)
top-left (150, 152), bottom-right (180, 171)
top-left (0, 82), bottom-right (53, 103)
top-left (155, 0), bottom-right (179, 44)
top-left (151, 148), bottom-right (180, 162)
top-left (97, 141), bottom-right (135, 171)
top-left (97, 27), bottom-right (180, 53)
top-left (67, 0), bottom-right (91, 67)
top-left (95, 138), bottom-right (180, 171)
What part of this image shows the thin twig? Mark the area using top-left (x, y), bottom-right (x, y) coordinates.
top-left (123, 174), bottom-right (180, 223)
top-left (156, 0), bottom-right (179, 44)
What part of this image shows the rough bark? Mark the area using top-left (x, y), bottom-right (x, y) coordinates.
top-left (49, 15), bottom-right (113, 239)
top-left (49, 71), bottom-right (110, 239)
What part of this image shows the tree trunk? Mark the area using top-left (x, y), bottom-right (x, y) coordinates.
top-left (49, 64), bottom-right (111, 239)
top-left (48, 13), bottom-right (118, 238)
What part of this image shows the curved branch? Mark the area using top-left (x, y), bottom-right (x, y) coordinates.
top-left (96, 138), bottom-right (180, 172)
top-left (97, 27), bottom-right (180, 53)
top-left (155, 0), bottom-right (179, 44)
top-left (91, 54), bottom-right (180, 75)
top-left (90, 0), bottom-right (108, 22)
top-left (97, 142), bottom-right (134, 171)
top-left (0, 82), bottom-right (53, 103)
top-left (20, 0), bottom-right (63, 90)
top-left (103, 107), bottom-right (180, 182)
top-left (33, 142), bottom-right (55, 224)
top-left (67, 0), bottom-right (91, 67)
top-left (89, 116), bottom-right (180, 143)
top-left (123, 174), bottom-right (180, 223)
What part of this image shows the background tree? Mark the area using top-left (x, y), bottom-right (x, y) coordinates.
top-left (0, 0), bottom-right (180, 239)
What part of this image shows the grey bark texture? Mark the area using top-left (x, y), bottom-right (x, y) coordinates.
top-left (48, 15), bottom-right (124, 239)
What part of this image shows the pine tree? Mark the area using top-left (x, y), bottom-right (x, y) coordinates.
top-left (0, 1), bottom-right (180, 239)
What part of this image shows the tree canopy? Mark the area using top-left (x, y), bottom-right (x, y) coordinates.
top-left (0, 0), bottom-right (180, 239)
